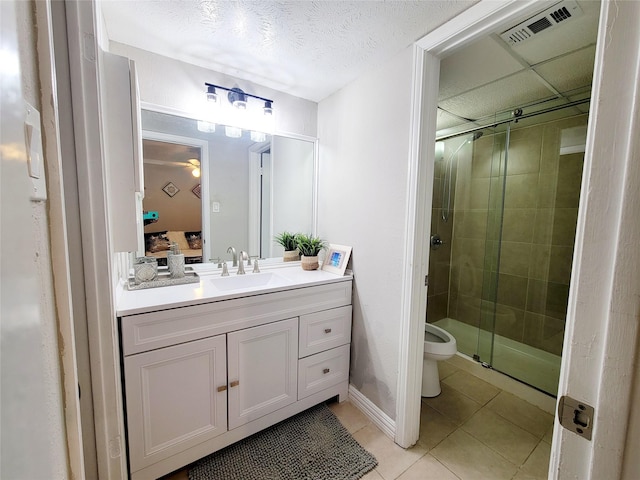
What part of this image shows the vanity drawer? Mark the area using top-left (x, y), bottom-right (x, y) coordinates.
top-left (297, 344), bottom-right (350, 400)
top-left (299, 306), bottom-right (352, 358)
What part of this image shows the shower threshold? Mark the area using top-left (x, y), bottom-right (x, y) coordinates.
top-left (433, 317), bottom-right (561, 397)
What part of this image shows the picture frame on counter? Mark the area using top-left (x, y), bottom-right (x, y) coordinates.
top-left (322, 244), bottom-right (352, 276)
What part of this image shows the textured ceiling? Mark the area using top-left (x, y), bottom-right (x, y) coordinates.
top-left (100, 0), bottom-right (477, 102)
top-left (100, 0), bottom-right (600, 133)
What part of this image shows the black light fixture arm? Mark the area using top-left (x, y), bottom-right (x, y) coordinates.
top-left (204, 82), bottom-right (273, 104)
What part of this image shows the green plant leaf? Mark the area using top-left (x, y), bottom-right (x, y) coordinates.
top-left (274, 231), bottom-right (299, 251)
top-left (296, 234), bottom-right (327, 256)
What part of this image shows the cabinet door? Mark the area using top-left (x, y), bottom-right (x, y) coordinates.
top-left (125, 335), bottom-right (227, 472)
top-left (227, 318), bottom-right (298, 429)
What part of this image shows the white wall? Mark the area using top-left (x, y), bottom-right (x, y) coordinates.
top-left (271, 136), bottom-right (315, 258)
top-left (109, 42), bottom-right (318, 138)
top-left (317, 46), bottom-right (414, 419)
top-left (208, 140), bottom-right (251, 260)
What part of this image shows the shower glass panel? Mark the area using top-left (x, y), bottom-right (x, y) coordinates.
top-left (428, 124), bottom-right (502, 359)
top-left (427, 104), bottom-right (589, 397)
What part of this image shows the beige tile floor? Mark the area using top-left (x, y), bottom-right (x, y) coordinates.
top-left (162, 359), bottom-right (554, 480)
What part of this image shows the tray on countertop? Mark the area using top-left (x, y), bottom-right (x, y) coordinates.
top-left (126, 266), bottom-right (200, 290)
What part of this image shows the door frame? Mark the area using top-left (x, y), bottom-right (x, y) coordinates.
top-left (397, 1), bottom-right (640, 479)
top-left (248, 142), bottom-right (272, 258)
top-left (140, 105), bottom-right (211, 262)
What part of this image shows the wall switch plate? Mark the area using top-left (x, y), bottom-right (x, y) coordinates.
top-left (212, 202), bottom-right (220, 213)
top-left (24, 102), bottom-right (47, 201)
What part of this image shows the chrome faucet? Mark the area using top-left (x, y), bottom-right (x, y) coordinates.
top-left (227, 246), bottom-right (237, 267)
top-left (237, 251), bottom-right (248, 275)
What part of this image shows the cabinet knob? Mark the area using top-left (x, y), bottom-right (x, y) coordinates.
top-left (323, 368), bottom-right (330, 374)
top-left (217, 385), bottom-right (227, 392)
top-left (230, 380), bottom-right (240, 388)
top-left (324, 328), bottom-right (332, 334)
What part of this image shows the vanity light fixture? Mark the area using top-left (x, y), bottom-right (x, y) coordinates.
top-left (206, 84), bottom-right (218, 103)
top-left (204, 82), bottom-right (274, 116)
top-left (228, 87), bottom-right (247, 109)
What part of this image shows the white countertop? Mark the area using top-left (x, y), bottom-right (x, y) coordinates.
top-left (116, 264), bottom-right (352, 316)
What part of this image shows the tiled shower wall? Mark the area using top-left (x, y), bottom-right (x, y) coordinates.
top-left (428, 114), bottom-right (587, 357)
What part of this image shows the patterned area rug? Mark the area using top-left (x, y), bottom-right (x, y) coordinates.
top-left (189, 403), bottom-right (377, 480)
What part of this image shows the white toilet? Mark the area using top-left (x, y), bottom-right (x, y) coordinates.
top-left (422, 323), bottom-right (457, 397)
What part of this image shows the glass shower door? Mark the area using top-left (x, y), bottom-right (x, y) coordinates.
top-left (477, 109), bottom-right (588, 396)
top-left (428, 124), bottom-right (503, 359)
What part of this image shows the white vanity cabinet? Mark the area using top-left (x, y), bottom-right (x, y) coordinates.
top-left (227, 318), bottom-right (298, 429)
top-left (124, 335), bottom-right (228, 472)
top-left (119, 278), bottom-right (352, 480)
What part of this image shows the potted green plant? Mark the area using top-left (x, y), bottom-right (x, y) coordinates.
top-left (274, 231), bottom-right (300, 262)
top-left (296, 234), bottom-right (326, 271)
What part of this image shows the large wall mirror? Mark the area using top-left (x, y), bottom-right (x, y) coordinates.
top-left (141, 108), bottom-right (316, 265)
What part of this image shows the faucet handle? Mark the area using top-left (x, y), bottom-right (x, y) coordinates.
top-left (221, 263), bottom-right (229, 276)
top-left (252, 258), bottom-right (260, 274)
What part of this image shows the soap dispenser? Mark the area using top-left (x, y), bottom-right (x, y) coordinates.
top-left (167, 242), bottom-right (185, 278)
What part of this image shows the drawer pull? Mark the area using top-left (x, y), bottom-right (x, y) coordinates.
top-left (324, 328), bottom-right (332, 334)
top-left (217, 385), bottom-right (227, 392)
top-left (230, 380), bottom-right (240, 388)
top-left (323, 368), bottom-right (330, 374)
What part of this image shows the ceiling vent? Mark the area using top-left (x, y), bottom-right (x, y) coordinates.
top-left (500, 0), bottom-right (583, 46)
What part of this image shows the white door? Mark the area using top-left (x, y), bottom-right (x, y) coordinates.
top-left (124, 335), bottom-right (227, 472)
top-left (227, 318), bottom-right (298, 429)
top-left (0, 1), bottom-right (60, 476)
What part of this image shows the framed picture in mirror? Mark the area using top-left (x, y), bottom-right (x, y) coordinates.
top-left (322, 244), bottom-right (352, 276)
top-left (162, 182), bottom-right (179, 197)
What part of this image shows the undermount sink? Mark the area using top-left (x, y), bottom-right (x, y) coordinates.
top-left (209, 272), bottom-right (290, 292)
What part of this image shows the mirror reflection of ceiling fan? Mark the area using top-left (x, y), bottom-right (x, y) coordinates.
top-left (144, 158), bottom-right (201, 177)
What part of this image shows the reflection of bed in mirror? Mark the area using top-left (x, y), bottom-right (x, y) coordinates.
top-left (141, 108), bottom-right (316, 264)
top-left (144, 230), bottom-right (202, 266)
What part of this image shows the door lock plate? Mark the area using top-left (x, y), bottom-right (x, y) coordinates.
top-left (558, 395), bottom-right (594, 440)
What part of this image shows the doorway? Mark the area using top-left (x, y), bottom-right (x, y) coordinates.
top-left (141, 132), bottom-right (209, 264)
top-left (428, 103), bottom-right (589, 396)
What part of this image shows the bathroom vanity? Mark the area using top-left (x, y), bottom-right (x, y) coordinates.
top-left (117, 266), bottom-right (353, 479)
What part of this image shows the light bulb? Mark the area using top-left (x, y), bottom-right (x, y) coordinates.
top-left (206, 85), bottom-right (218, 103)
top-left (192, 167), bottom-right (201, 178)
top-left (251, 131), bottom-right (266, 142)
top-left (225, 126), bottom-right (242, 138)
top-left (197, 120), bottom-right (215, 133)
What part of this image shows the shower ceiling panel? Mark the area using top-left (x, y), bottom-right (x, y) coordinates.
top-left (439, 71), bottom-right (554, 121)
top-left (437, 0), bottom-right (600, 134)
top-left (438, 36), bottom-right (523, 101)
top-left (533, 45), bottom-right (597, 94)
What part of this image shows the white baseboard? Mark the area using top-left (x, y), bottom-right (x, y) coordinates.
top-left (348, 384), bottom-right (396, 440)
